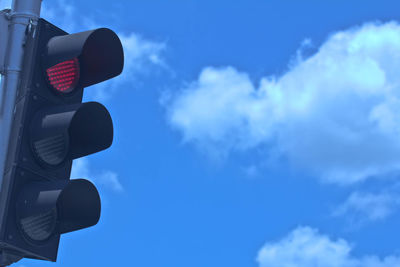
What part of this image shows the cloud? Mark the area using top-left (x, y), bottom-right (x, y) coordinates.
top-left (165, 21), bottom-right (400, 185)
top-left (89, 32), bottom-right (166, 101)
top-left (41, 0), bottom-right (88, 33)
top-left (257, 226), bottom-right (400, 267)
top-left (98, 171), bottom-right (124, 193)
top-left (333, 191), bottom-right (400, 225)
top-left (71, 158), bottom-right (123, 193)
top-left (167, 67), bottom-right (266, 155)
top-left (41, 0), bottom-right (166, 101)
top-left (70, 157), bottom-right (90, 179)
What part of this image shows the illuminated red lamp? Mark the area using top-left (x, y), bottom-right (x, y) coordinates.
top-left (46, 58), bottom-right (80, 93)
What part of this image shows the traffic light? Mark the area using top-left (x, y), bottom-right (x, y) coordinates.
top-left (0, 18), bottom-right (123, 265)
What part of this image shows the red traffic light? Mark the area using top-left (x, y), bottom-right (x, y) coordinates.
top-left (46, 58), bottom-right (80, 93)
top-left (43, 28), bottom-right (123, 90)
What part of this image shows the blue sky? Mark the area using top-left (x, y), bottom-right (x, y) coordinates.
top-left (3, 0), bottom-right (400, 266)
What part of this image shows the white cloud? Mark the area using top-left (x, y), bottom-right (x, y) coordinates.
top-left (257, 226), bottom-right (400, 267)
top-left (333, 191), bottom-right (400, 224)
top-left (41, 0), bottom-right (87, 33)
top-left (119, 33), bottom-right (166, 75)
top-left (71, 158), bottom-right (123, 193)
top-left (165, 22), bottom-right (400, 185)
top-left (168, 67), bottom-right (266, 154)
top-left (98, 171), bottom-right (124, 193)
top-left (89, 33), bottom-right (166, 101)
top-left (70, 157), bottom-right (90, 179)
top-left (41, 0), bottom-right (166, 101)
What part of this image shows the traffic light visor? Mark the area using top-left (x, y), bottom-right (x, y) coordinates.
top-left (31, 102), bottom-right (113, 166)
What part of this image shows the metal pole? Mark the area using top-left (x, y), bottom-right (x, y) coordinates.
top-left (0, 2), bottom-right (42, 264)
top-left (0, 0), bottom-right (42, 198)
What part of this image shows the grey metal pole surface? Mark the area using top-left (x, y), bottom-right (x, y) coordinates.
top-left (0, 0), bottom-right (42, 192)
top-left (0, 2), bottom-right (42, 265)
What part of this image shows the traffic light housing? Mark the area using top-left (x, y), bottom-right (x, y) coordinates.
top-left (0, 18), bottom-right (123, 264)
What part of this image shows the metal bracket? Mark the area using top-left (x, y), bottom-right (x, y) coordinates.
top-left (0, 248), bottom-right (23, 266)
top-left (0, 9), bottom-right (11, 75)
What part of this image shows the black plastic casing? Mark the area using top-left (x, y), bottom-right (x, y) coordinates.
top-left (0, 19), bottom-right (83, 262)
top-left (0, 16), bottom-right (123, 265)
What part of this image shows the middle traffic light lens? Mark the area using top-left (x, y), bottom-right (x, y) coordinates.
top-left (46, 58), bottom-right (80, 93)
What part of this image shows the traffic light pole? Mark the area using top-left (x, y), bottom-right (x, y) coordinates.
top-left (0, 0), bottom-right (41, 194)
top-left (0, 1), bottom-right (41, 265)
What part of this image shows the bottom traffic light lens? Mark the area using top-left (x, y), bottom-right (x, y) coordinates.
top-left (17, 179), bottom-right (101, 242)
top-left (46, 58), bottom-right (80, 93)
top-left (20, 208), bottom-right (57, 242)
